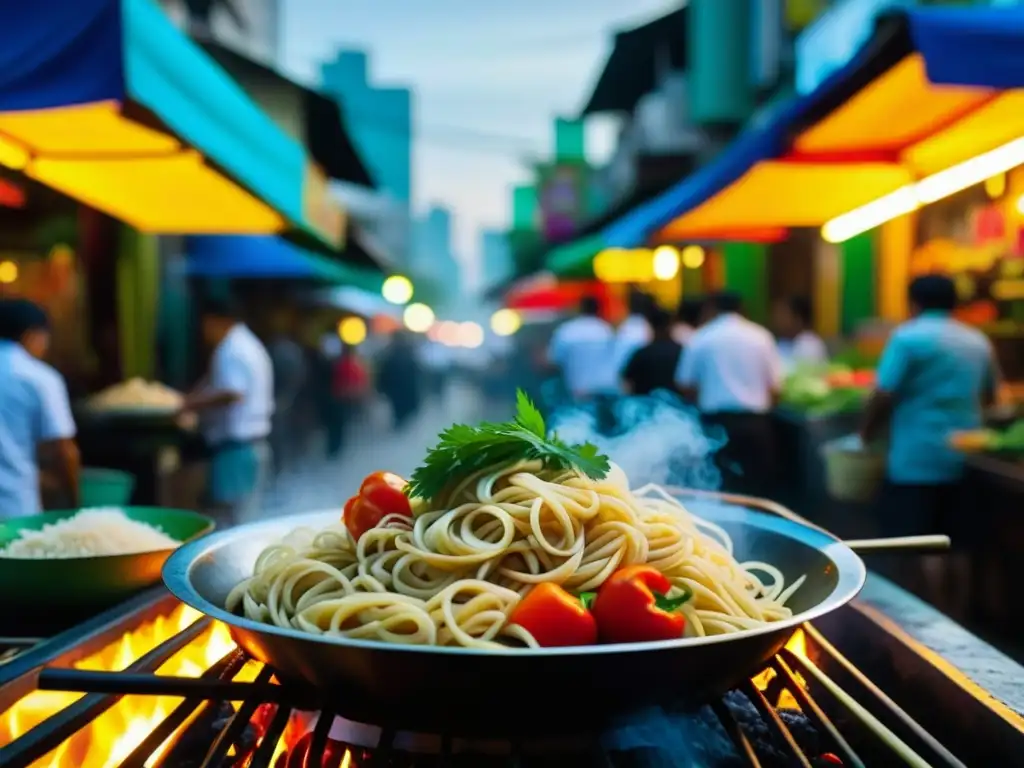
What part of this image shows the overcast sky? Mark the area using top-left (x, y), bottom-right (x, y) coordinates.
top-left (282, 0), bottom-right (680, 279)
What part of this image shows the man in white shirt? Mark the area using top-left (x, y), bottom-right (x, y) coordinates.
top-left (772, 297), bottom-right (828, 372)
top-left (0, 300), bottom-right (79, 517)
top-left (675, 292), bottom-right (783, 497)
top-left (183, 298), bottom-right (274, 524)
top-left (547, 296), bottom-right (617, 402)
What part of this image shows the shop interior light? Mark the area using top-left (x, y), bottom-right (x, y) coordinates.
top-left (681, 245), bottom-right (706, 270)
top-left (458, 322), bottom-right (485, 349)
top-left (0, 260), bottom-right (17, 284)
top-left (593, 247), bottom-right (655, 283)
top-left (490, 308), bottom-right (522, 337)
top-left (1016, 195), bottom-right (1024, 216)
top-left (381, 274), bottom-right (413, 305)
top-left (652, 246), bottom-right (680, 280)
top-left (823, 137), bottom-right (1024, 244)
top-left (985, 173), bottom-right (1007, 200)
top-left (403, 302), bottom-right (434, 333)
top-left (337, 316), bottom-right (367, 346)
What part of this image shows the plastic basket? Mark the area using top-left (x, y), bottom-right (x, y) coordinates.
top-left (822, 440), bottom-right (885, 503)
top-left (80, 468), bottom-right (136, 508)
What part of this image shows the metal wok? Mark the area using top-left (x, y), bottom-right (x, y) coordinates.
top-left (163, 492), bottom-right (866, 734)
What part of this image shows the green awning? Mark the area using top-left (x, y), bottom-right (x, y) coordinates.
top-left (545, 233), bottom-right (606, 278)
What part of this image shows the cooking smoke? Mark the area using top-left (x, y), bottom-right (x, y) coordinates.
top-left (548, 392), bottom-right (726, 492)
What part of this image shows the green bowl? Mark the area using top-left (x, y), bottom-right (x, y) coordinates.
top-left (0, 507), bottom-right (214, 611)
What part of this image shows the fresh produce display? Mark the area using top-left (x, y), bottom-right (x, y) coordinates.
top-left (951, 420), bottom-right (1024, 454)
top-left (779, 364), bottom-right (876, 416)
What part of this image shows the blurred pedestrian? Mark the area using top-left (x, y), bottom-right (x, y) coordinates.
top-left (547, 296), bottom-right (617, 403)
top-left (0, 299), bottom-right (80, 517)
top-left (612, 288), bottom-right (653, 380)
top-left (673, 297), bottom-right (704, 346)
top-left (327, 343), bottom-right (370, 457)
top-left (182, 297), bottom-right (273, 525)
top-left (772, 296), bottom-right (828, 372)
top-left (377, 332), bottom-right (422, 430)
top-left (860, 275), bottom-right (999, 610)
top-left (622, 306), bottom-right (683, 397)
top-left (675, 292), bottom-right (783, 497)
top-left (267, 309), bottom-right (307, 476)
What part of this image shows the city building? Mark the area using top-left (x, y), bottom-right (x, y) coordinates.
top-left (320, 50), bottom-right (413, 206)
top-left (159, 0), bottom-right (280, 64)
top-left (411, 205), bottom-right (463, 302)
top-left (479, 229), bottom-right (513, 292)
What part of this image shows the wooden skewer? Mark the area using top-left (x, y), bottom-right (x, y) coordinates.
top-left (842, 535), bottom-right (951, 553)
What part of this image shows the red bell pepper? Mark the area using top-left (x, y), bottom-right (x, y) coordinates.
top-left (507, 582), bottom-right (598, 647)
top-left (590, 565), bottom-right (690, 644)
top-left (343, 471), bottom-right (413, 542)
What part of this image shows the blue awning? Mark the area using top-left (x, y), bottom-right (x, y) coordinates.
top-left (187, 236), bottom-right (383, 291)
top-left (603, 6), bottom-right (1024, 248)
top-left (0, 0), bottom-right (311, 237)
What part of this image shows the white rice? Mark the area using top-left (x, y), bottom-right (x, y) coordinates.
top-left (0, 508), bottom-right (181, 559)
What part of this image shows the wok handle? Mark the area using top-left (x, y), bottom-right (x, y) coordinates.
top-left (843, 535), bottom-right (952, 553)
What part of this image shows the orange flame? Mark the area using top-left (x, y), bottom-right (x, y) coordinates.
top-left (752, 629), bottom-right (808, 710)
top-left (0, 605), bottom-right (262, 767)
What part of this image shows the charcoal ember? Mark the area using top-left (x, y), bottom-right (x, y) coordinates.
top-left (721, 692), bottom-right (825, 768)
top-left (777, 708), bottom-right (821, 755)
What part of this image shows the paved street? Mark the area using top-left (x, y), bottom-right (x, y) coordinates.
top-left (260, 383), bottom-right (509, 520)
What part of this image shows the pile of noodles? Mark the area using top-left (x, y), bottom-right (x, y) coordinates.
top-left (226, 462), bottom-right (805, 649)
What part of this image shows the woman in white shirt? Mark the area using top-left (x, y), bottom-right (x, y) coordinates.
top-left (772, 296), bottom-right (828, 372)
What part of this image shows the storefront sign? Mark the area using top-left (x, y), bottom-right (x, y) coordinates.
top-left (795, 0), bottom-right (913, 95)
top-left (539, 164), bottom-right (586, 243)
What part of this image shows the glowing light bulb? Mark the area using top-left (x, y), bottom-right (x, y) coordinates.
top-left (403, 303), bottom-right (435, 332)
top-left (382, 275), bottom-right (413, 305)
top-left (337, 316), bottom-right (367, 345)
top-left (490, 309), bottom-right (522, 336)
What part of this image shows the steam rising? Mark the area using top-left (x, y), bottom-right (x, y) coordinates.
top-left (549, 392), bottom-right (725, 491)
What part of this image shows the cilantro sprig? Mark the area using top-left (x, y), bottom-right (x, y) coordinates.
top-left (405, 390), bottom-right (610, 501)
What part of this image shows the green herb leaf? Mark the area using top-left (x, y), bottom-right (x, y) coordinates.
top-left (515, 389), bottom-right (546, 438)
top-left (578, 592), bottom-right (597, 610)
top-left (405, 388), bottom-right (611, 501)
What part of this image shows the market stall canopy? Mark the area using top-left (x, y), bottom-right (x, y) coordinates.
top-left (186, 236), bottom-right (383, 291)
top-left (198, 41), bottom-right (375, 189)
top-left (311, 286), bottom-right (402, 319)
top-left (543, 171), bottom-right (696, 277)
top-left (605, 7), bottom-right (1024, 246)
top-left (0, 0), bottom-right (330, 243)
top-left (581, 6), bottom-right (687, 116)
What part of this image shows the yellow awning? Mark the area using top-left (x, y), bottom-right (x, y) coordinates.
top-left (658, 52), bottom-right (1024, 239)
top-left (0, 101), bottom-right (284, 233)
top-left (657, 162), bottom-right (911, 240)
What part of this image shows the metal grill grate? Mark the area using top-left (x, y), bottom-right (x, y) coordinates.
top-left (0, 614), bottom-right (975, 768)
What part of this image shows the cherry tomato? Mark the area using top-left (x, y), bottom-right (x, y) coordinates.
top-left (343, 471), bottom-right (412, 542)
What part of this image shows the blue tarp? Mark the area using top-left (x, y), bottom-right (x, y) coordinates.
top-left (186, 236), bottom-right (383, 291)
top-left (187, 236), bottom-right (332, 279)
top-left (0, 0), bottom-right (305, 227)
top-left (604, 6), bottom-right (1024, 248)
